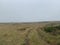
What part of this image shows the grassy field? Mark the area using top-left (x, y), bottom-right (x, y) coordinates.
top-left (0, 22), bottom-right (60, 45)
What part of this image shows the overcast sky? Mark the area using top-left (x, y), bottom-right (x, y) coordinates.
top-left (0, 0), bottom-right (60, 22)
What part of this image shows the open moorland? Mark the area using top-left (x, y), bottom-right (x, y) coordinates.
top-left (0, 21), bottom-right (60, 45)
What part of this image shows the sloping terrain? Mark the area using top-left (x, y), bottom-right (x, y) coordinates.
top-left (0, 22), bottom-right (60, 45)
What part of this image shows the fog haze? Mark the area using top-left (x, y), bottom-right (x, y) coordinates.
top-left (0, 0), bottom-right (60, 22)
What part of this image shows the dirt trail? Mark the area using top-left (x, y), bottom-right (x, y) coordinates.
top-left (22, 28), bottom-right (32, 45)
top-left (36, 27), bottom-right (50, 45)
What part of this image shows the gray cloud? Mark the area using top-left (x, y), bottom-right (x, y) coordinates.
top-left (0, 0), bottom-right (60, 22)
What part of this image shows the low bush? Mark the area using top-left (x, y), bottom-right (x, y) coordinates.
top-left (44, 25), bottom-right (60, 33)
top-left (44, 26), bottom-right (55, 33)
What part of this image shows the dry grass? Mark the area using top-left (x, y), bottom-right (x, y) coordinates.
top-left (0, 22), bottom-right (60, 45)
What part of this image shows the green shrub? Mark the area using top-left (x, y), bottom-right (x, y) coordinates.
top-left (44, 26), bottom-right (55, 33)
top-left (54, 25), bottom-right (60, 30)
top-left (44, 25), bottom-right (60, 33)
